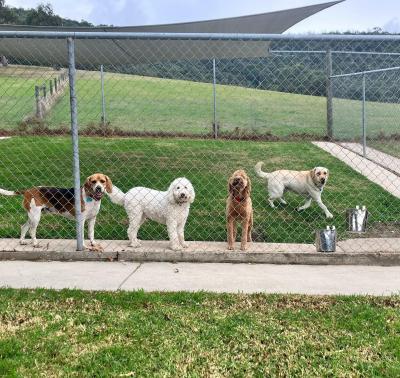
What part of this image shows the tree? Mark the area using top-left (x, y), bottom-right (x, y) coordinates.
top-left (25, 3), bottom-right (62, 26)
top-left (0, 0), bottom-right (18, 24)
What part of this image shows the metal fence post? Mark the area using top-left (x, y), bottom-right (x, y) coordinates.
top-left (100, 64), bottom-right (106, 127)
top-left (34, 85), bottom-right (41, 118)
top-left (362, 73), bottom-right (367, 157)
top-left (326, 49), bottom-right (333, 140)
top-left (67, 37), bottom-right (84, 251)
top-left (212, 58), bottom-right (218, 138)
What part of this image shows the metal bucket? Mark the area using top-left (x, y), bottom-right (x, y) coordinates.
top-left (315, 226), bottom-right (336, 252)
top-left (346, 206), bottom-right (368, 233)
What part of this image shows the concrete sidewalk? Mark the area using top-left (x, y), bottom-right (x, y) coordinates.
top-left (340, 142), bottom-right (400, 175)
top-left (312, 141), bottom-right (400, 198)
top-left (1, 260), bottom-right (400, 295)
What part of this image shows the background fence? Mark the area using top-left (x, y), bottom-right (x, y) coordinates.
top-left (0, 31), bottom-right (399, 252)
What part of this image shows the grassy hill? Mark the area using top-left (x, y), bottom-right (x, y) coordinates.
top-left (2, 65), bottom-right (400, 139)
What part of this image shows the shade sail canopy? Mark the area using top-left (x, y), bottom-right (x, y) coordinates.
top-left (0, 1), bottom-right (343, 65)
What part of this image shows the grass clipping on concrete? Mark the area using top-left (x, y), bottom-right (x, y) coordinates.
top-left (0, 289), bottom-right (399, 376)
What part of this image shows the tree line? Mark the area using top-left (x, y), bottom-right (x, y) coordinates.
top-left (0, 1), bottom-right (95, 27)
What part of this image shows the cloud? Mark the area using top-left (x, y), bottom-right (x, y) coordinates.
top-left (383, 17), bottom-right (400, 33)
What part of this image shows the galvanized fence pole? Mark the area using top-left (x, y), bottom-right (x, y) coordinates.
top-left (362, 73), bottom-right (367, 157)
top-left (34, 85), bottom-right (41, 118)
top-left (326, 49), bottom-right (333, 140)
top-left (67, 37), bottom-right (84, 251)
top-left (100, 64), bottom-right (106, 127)
top-left (212, 58), bottom-right (218, 138)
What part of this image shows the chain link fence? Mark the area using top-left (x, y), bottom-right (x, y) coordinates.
top-left (0, 31), bottom-right (399, 253)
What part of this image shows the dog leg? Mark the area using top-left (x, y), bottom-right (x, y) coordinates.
top-left (316, 199), bottom-right (333, 219)
top-left (177, 222), bottom-right (188, 248)
top-left (167, 219), bottom-right (181, 250)
top-left (240, 218), bottom-right (249, 251)
top-left (227, 219), bottom-right (235, 250)
top-left (297, 197), bottom-right (312, 212)
top-left (268, 198), bottom-right (276, 208)
top-left (20, 220), bottom-right (30, 245)
top-left (127, 213), bottom-right (142, 248)
top-left (28, 206), bottom-right (42, 247)
top-left (310, 192), bottom-right (333, 218)
top-left (247, 213), bottom-right (253, 243)
top-left (85, 217), bottom-right (104, 252)
top-left (279, 198), bottom-right (287, 205)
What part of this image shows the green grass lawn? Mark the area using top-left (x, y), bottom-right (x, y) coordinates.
top-left (2, 66), bottom-right (400, 138)
top-left (0, 65), bottom-right (62, 128)
top-left (0, 289), bottom-right (399, 376)
top-left (332, 96), bottom-right (400, 140)
top-left (0, 136), bottom-right (399, 244)
top-left (46, 71), bottom-right (328, 136)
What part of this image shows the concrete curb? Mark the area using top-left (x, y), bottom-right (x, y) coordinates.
top-left (117, 250), bottom-right (400, 266)
top-left (1, 239), bottom-right (399, 266)
top-left (0, 250), bottom-right (118, 261)
top-left (1, 249), bottom-right (400, 266)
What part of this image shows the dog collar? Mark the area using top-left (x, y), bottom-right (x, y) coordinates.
top-left (85, 197), bottom-right (93, 203)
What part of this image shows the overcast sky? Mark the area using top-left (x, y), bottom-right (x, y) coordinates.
top-left (6, 0), bottom-right (400, 33)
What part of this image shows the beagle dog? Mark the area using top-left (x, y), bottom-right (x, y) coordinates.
top-left (0, 173), bottom-right (112, 249)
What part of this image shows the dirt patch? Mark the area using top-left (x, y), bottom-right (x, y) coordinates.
top-left (348, 222), bottom-right (400, 239)
top-left (0, 125), bottom-right (326, 142)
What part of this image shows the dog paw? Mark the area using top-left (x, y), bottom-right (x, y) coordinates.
top-left (326, 213), bottom-right (334, 219)
top-left (128, 241), bottom-right (141, 248)
top-left (86, 243), bottom-right (104, 253)
top-left (170, 244), bottom-right (182, 251)
top-left (19, 240), bottom-right (29, 245)
top-left (32, 243), bottom-right (42, 249)
top-left (181, 242), bottom-right (189, 249)
top-left (227, 245), bottom-right (234, 251)
top-left (240, 245), bottom-right (247, 251)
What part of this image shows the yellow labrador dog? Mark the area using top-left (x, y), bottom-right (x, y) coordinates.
top-left (255, 162), bottom-right (333, 218)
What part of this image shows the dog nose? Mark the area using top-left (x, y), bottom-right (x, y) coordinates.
top-left (95, 186), bottom-right (102, 193)
top-left (321, 178), bottom-right (325, 184)
top-left (180, 193), bottom-right (186, 198)
top-left (233, 178), bottom-right (240, 184)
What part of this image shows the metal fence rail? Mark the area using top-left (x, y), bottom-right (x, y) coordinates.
top-left (0, 31), bottom-right (399, 253)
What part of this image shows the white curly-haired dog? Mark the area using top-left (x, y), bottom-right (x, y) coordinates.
top-left (108, 178), bottom-right (195, 250)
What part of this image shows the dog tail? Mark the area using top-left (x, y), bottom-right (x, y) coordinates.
top-left (107, 185), bottom-right (126, 206)
top-left (254, 162), bottom-right (270, 180)
top-left (0, 188), bottom-right (23, 196)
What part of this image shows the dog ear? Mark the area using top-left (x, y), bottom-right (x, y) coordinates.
top-left (243, 174), bottom-right (252, 197)
top-left (84, 176), bottom-right (93, 192)
top-left (310, 168), bottom-right (316, 179)
top-left (167, 178), bottom-right (179, 204)
top-left (228, 177), bottom-right (234, 194)
top-left (105, 175), bottom-right (113, 193)
top-left (188, 182), bottom-right (195, 204)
